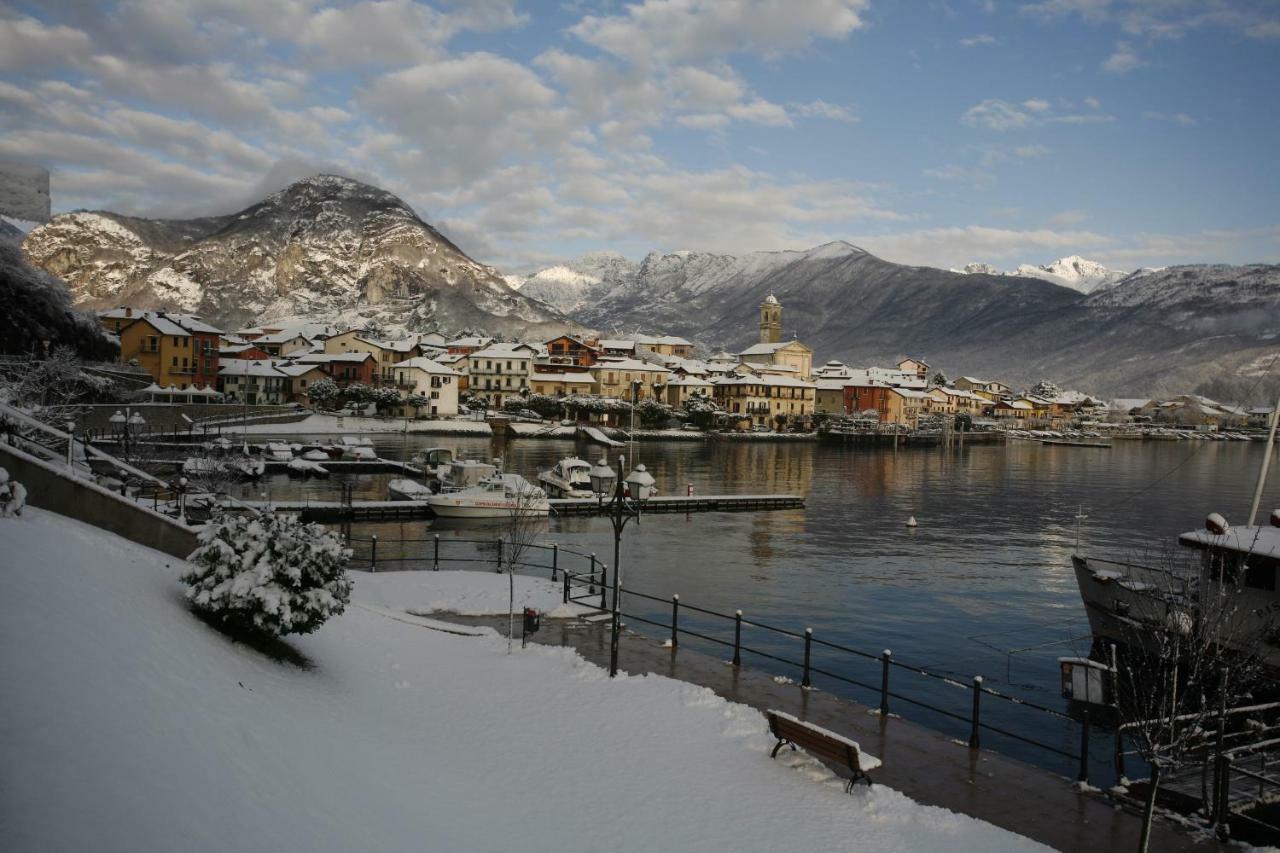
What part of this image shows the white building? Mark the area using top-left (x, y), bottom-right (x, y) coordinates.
top-left (467, 342), bottom-right (538, 407)
top-left (392, 357), bottom-right (461, 417)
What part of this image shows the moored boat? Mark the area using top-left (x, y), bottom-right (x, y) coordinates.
top-left (426, 473), bottom-right (550, 518)
top-left (388, 478), bottom-right (433, 500)
top-left (538, 456), bottom-right (593, 498)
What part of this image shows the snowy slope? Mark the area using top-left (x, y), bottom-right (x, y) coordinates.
top-left (0, 509), bottom-right (1047, 853)
top-left (1011, 256), bottom-right (1127, 294)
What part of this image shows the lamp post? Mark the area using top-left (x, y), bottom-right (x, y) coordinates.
top-left (589, 454), bottom-right (653, 677)
top-left (65, 419), bottom-right (75, 469)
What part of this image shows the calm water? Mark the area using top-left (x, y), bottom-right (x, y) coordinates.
top-left (234, 434), bottom-right (1280, 779)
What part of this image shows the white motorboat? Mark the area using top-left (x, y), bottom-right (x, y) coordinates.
top-left (265, 442), bottom-right (294, 461)
top-left (538, 456), bottom-right (594, 498)
top-left (286, 458), bottom-right (329, 478)
top-left (344, 445), bottom-right (377, 461)
top-left (436, 458), bottom-right (498, 491)
top-left (388, 478), bottom-right (433, 500)
top-left (301, 449), bottom-right (330, 462)
top-left (426, 473), bottom-right (550, 519)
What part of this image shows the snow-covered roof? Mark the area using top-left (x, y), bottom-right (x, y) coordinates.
top-left (636, 335), bottom-right (693, 346)
top-left (392, 357), bottom-right (460, 376)
top-left (435, 352), bottom-right (468, 364)
top-left (814, 379), bottom-right (849, 391)
top-left (297, 352), bottom-right (375, 364)
top-left (716, 374), bottom-right (814, 389)
top-left (598, 339), bottom-right (635, 351)
top-left (219, 360), bottom-right (288, 378)
top-left (739, 342), bottom-right (791, 355)
top-left (1108, 398), bottom-right (1152, 411)
top-left (667, 375), bottom-right (713, 387)
top-left (275, 363), bottom-right (325, 377)
top-left (1179, 525), bottom-right (1280, 561)
top-left (472, 342), bottom-right (537, 359)
top-left (382, 337), bottom-right (423, 353)
top-left (889, 387), bottom-right (929, 400)
top-left (997, 399), bottom-right (1034, 410)
top-left (762, 293), bottom-right (779, 305)
top-left (529, 371), bottom-right (594, 383)
top-left (447, 336), bottom-right (494, 348)
top-left (255, 329), bottom-right (310, 344)
top-left (593, 358), bottom-right (671, 373)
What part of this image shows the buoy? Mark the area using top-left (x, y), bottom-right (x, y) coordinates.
top-left (906, 516), bottom-right (918, 528)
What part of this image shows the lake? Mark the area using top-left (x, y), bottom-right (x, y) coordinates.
top-left (231, 433), bottom-right (1280, 780)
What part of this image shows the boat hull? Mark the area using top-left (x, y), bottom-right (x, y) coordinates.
top-left (427, 499), bottom-right (550, 518)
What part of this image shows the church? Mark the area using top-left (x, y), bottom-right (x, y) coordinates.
top-left (736, 294), bottom-right (814, 380)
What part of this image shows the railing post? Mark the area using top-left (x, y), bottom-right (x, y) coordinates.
top-left (670, 594), bottom-right (679, 648)
top-left (496, 538), bottom-right (504, 573)
top-left (1114, 726), bottom-right (1126, 781)
top-left (433, 534), bottom-right (440, 570)
top-left (600, 564), bottom-right (607, 611)
top-left (563, 571), bottom-right (571, 604)
top-left (1216, 755), bottom-right (1233, 841)
top-left (370, 534), bottom-right (378, 572)
top-left (1078, 710), bottom-right (1090, 784)
top-left (588, 554), bottom-right (597, 596)
top-left (801, 628), bottom-right (812, 688)
top-left (880, 649), bottom-right (892, 716)
top-left (551, 544), bottom-right (559, 582)
top-left (733, 610), bottom-right (742, 666)
top-left (969, 676), bottom-right (983, 749)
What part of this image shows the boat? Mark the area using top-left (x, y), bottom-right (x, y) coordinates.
top-left (286, 458), bottom-right (329, 478)
top-left (538, 456), bottom-right (594, 498)
top-left (301, 449), bottom-right (330, 462)
top-left (435, 458), bottom-right (498, 491)
top-left (1072, 398), bottom-right (1280, 667)
top-left (412, 447), bottom-right (456, 481)
top-left (426, 473), bottom-right (550, 519)
top-left (265, 442), bottom-right (294, 461)
top-left (1041, 438), bottom-right (1112, 448)
top-left (343, 445), bottom-right (377, 461)
top-left (388, 478), bottom-right (433, 501)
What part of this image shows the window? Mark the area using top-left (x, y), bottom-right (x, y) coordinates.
top-left (172, 356), bottom-right (178, 366)
top-left (147, 336), bottom-right (159, 352)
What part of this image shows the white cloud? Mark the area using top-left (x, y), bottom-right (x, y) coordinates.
top-left (726, 98), bottom-right (792, 126)
top-left (1083, 96), bottom-right (1102, 109)
top-left (1142, 111), bottom-right (1196, 126)
top-left (677, 113), bottom-right (732, 131)
top-left (922, 164), bottom-right (995, 187)
top-left (1022, 98), bottom-right (1051, 113)
top-left (960, 34), bottom-right (997, 46)
top-left (852, 224), bottom-right (1112, 268)
top-left (569, 0), bottom-right (870, 66)
top-left (1102, 41), bottom-right (1142, 73)
top-left (0, 15), bottom-right (93, 70)
top-left (962, 99), bottom-right (1035, 131)
top-left (791, 100), bottom-right (859, 122)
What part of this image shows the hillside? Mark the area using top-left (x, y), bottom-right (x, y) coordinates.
top-left (21, 175), bottom-right (579, 338)
top-left (515, 243), bottom-right (1280, 395)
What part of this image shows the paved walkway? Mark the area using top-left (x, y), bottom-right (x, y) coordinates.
top-left (456, 614), bottom-right (1223, 853)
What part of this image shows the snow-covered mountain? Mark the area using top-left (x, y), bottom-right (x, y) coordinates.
top-left (953, 255), bottom-right (1127, 294)
top-left (21, 175), bottom-right (579, 337)
top-left (517, 243), bottom-right (1280, 394)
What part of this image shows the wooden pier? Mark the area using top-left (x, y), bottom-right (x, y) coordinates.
top-left (235, 492), bottom-right (804, 522)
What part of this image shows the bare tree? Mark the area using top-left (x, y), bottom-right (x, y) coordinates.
top-left (1111, 553), bottom-right (1276, 851)
top-left (502, 480), bottom-right (548, 653)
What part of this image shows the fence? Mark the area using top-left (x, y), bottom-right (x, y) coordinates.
top-left (345, 534), bottom-right (1098, 783)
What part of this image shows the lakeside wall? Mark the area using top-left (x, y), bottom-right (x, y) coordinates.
top-left (0, 443), bottom-right (199, 559)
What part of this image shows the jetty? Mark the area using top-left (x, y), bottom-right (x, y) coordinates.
top-left (821, 429), bottom-right (1005, 447)
top-left (236, 492), bottom-right (804, 522)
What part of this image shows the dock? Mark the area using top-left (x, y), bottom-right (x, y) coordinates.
top-left (549, 493), bottom-right (804, 515)
top-left (234, 493), bottom-right (804, 521)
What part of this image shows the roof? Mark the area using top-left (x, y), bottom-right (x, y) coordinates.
top-left (219, 360), bottom-right (288, 378)
top-left (1179, 525), bottom-right (1280, 561)
top-left (255, 329), bottom-right (310, 344)
top-left (297, 352), bottom-right (375, 364)
top-left (636, 335), bottom-right (693, 346)
top-left (472, 342), bottom-right (538, 359)
top-left (446, 336), bottom-right (494, 348)
top-left (275, 363), bottom-right (326, 377)
top-left (667, 375), bottom-right (713, 387)
top-left (598, 339), bottom-right (636, 351)
top-left (592, 358), bottom-right (671, 373)
top-left (716, 373), bottom-right (814, 389)
top-left (435, 352), bottom-right (468, 364)
top-left (530, 371), bottom-right (594, 383)
top-left (739, 342), bottom-right (788, 355)
top-left (762, 293), bottom-right (778, 305)
top-left (888, 387), bottom-right (929, 400)
top-left (123, 311), bottom-right (222, 337)
top-left (392, 357), bottom-right (461, 376)
top-left (996, 399), bottom-right (1034, 410)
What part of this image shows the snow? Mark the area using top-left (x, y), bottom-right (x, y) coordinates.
top-left (0, 508), bottom-right (1047, 853)
top-left (233, 414), bottom-right (493, 435)
top-left (356, 570), bottom-right (592, 619)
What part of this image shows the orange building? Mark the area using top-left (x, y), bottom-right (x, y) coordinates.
top-left (118, 313), bottom-right (222, 389)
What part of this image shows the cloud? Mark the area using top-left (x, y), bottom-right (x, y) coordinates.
top-left (0, 15), bottom-right (93, 70)
top-left (922, 164), bottom-right (995, 187)
top-left (1143, 110), bottom-right (1196, 126)
top-left (962, 99), bottom-right (1035, 131)
top-left (851, 224), bottom-right (1113, 267)
top-left (726, 98), bottom-right (792, 126)
top-left (790, 100), bottom-right (859, 122)
top-left (569, 0), bottom-right (870, 65)
top-left (1022, 0), bottom-right (1280, 40)
top-left (1083, 96), bottom-right (1102, 109)
top-left (1102, 41), bottom-right (1142, 73)
top-left (1022, 98), bottom-right (1051, 113)
top-left (960, 33), bottom-right (997, 46)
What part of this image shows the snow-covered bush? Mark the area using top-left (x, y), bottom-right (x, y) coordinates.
top-left (182, 511), bottom-right (353, 637)
top-left (0, 467), bottom-right (27, 518)
top-left (307, 377), bottom-right (340, 409)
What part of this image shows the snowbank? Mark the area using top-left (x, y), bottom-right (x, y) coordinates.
top-left (355, 570), bottom-right (592, 619)
top-left (233, 414), bottom-right (492, 435)
top-left (0, 509), bottom-right (1045, 853)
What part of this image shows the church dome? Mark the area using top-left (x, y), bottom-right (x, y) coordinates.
top-left (763, 293), bottom-right (779, 305)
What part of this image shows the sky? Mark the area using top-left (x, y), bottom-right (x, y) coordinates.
top-left (1, 0), bottom-right (1278, 273)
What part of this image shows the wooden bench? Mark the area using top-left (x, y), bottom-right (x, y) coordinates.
top-left (766, 710), bottom-right (881, 792)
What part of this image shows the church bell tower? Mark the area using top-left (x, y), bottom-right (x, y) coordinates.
top-left (759, 294), bottom-right (781, 344)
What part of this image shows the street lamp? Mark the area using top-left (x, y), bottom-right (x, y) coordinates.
top-left (589, 453), bottom-right (651, 677)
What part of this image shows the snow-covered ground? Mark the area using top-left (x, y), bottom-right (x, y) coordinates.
top-left (234, 413), bottom-right (493, 435)
top-left (356, 569), bottom-right (592, 619)
top-left (0, 508), bottom-right (1046, 853)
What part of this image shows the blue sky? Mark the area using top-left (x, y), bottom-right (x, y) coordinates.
top-left (1, 0), bottom-right (1277, 272)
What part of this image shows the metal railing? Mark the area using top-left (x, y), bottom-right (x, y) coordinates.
top-left (345, 534), bottom-right (1096, 781)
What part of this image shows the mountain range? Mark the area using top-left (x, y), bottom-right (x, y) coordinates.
top-left (511, 243), bottom-right (1280, 395)
top-left (18, 174), bottom-right (1280, 396)
top-left (20, 175), bottom-right (577, 338)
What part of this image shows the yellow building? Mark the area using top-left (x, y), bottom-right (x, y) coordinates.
top-left (589, 358), bottom-right (672, 400)
top-left (118, 313), bottom-right (223, 390)
top-left (530, 370), bottom-right (596, 397)
top-left (665, 375), bottom-right (714, 407)
top-left (712, 374), bottom-right (816, 429)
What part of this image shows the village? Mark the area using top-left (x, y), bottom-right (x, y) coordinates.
top-left (99, 296), bottom-right (1274, 436)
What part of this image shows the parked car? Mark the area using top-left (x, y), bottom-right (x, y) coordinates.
top-left (680, 423), bottom-right (700, 431)
top-left (751, 425), bottom-right (771, 433)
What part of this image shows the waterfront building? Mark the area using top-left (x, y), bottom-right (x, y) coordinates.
top-left (274, 362), bottom-right (328, 405)
top-left (391, 357), bottom-right (460, 417)
top-left (117, 312), bottom-right (222, 390)
top-left (712, 372), bottom-right (816, 429)
top-left (844, 384), bottom-right (928, 427)
top-left (218, 359), bottom-right (292, 404)
top-left (544, 335), bottom-right (600, 367)
top-left (529, 370), bottom-right (596, 397)
top-left (636, 335), bottom-right (696, 358)
top-left (590, 357), bottom-right (672, 400)
top-left (665, 374), bottom-right (715, 408)
top-left (468, 342), bottom-right (538, 407)
top-left (295, 351), bottom-right (378, 386)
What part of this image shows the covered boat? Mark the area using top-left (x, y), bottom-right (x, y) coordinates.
top-left (426, 473), bottom-right (550, 519)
